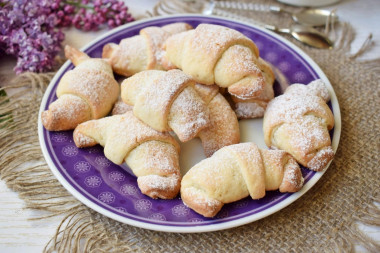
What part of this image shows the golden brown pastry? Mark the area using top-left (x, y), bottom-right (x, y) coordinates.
top-left (162, 24), bottom-right (274, 103)
top-left (231, 58), bottom-right (275, 119)
top-left (41, 45), bottom-right (119, 131)
top-left (73, 111), bottom-right (181, 199)
top-left (114, 82), bottom-right (238, 156)
top-left (121, 69), bottom-right (210, 142)
top-left (102, 22), bottom-right (193, 76)
top-left (193, 83), bottom-right (240, 157)
top-left (263, 79), bottom-right (335, 171)
top-left (111, 98), bottom-right (133, 115)
top-left (181, 142), bottom-right (304, 217)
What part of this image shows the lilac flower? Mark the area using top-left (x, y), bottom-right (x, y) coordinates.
top-left (0, 0), bottom-right (63, 73)
top-left (57, 0), bottom-right (134, 31)
top-left (0, 0), bottom-right (134, 74)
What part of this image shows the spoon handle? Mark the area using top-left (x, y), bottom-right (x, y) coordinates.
top-left (213, 1), bottom-right (295, 15)
top-left (213, 8), bottom-right (291, 33)
top-left (213, 8), bottom-right (291, 32)
top-left (212, 8), bottom-right (268, 27)
top-left (264, 24), bottom-right (291, 34)
top-left (268, 6), bottom-right (282, 13)
top-left (212, 8), bottom-right (332, 49)
top-left (269, 6), bottom-right (294, 15)
top-left (213, 1), bottom-right (271, 12)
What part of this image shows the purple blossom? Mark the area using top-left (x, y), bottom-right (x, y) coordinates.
top-left (0, 0), bottom-right (134, 74)
top-left (58, 0), bottom-right (134, 31)
top-left (0, 0), bottom-right (64, 73)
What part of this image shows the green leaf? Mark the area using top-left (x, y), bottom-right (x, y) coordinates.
top-left (0, 89), bottom-right (6, 97)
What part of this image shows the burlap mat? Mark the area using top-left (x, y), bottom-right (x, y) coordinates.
top-left (1, 1), bottom-right (379, 252)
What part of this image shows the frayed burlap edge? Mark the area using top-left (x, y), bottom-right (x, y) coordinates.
top-left (1, 18), bottom-right (380, 253)
top-left (0, 73), bottom-right (146, 252)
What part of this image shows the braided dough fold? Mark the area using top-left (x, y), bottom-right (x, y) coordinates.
top-left (73, 111), bottom-right (181, 199)
top-left (162, 24), bottom-right (274, 102)
top-left (181, 142), bottom-right (304, 217)
top-left (193, 84), bottom-right (240, 157)
top-left (102, 22), bottom-right (193, 76)
top-left (41, 45), bottom-right (119, 131)
top-left (121, 69), bottom-right (210, 142)
top-left (231, 58), bottom-right (275, 119)
top-left (263, 79), bottom-right (335, 171)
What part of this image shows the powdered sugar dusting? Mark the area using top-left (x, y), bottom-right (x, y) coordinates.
top-left (182, 148), bottom-right (247, 203)
top-left (229, 78), bottom-right (264, 100)
top-left (216, 45), bottom-right (263, 89)
top-left (74, 131), bottom-right (95, 147)
top-left (106, 23), bottom-right (192, 75)
top-left (183, 187), bottom-right (222, 211)
top-left (140, 141), bottom-right (180, 175)
top-left (112, 99), bottom-right (133, 115)
top-left (229, 143), bottom-right (262, 168)
top-left (181, 143), bottom-right (305, 216)
top-left (287, 116), bottom-right (328, 154)
top-left (215, 45), bottom-right (265, 99)
top-left (141, 27), bottom-right (171, 68)
top-left (307, 146), bottom-right (334, 171)
top-left (140, 70), bottom-right (189, 108)
top-left (226, 46), bottom-right (260, 74)
top-left (234, 101), bottom-right (265, 119)
top-left (198, 93), bottom-right (239, 156)
top-left (134, 69), bottom-right (200, 133)
top-left (283, 159), bottom-right (304, 190)
top-left (191, 24), bottom-right (255, 61)
top-left (76, 58), bottom-right (113, 77)
top-left (42, 94), bottom-right (92, 131)
top-left (44, 57), bottom-right (118, 131)
top-left (162, 22), bottom-right (192, 35)
top-left (115, 112), bottom-right (176, 156)
top-left (143, 24), bottom-right (193, 70)
top-left (49, 94), bottom-right (89, 121)
top-left (116, 36), bottom-right (148, 72)
top-left (57, 65), bottom-right (119, 119)
top-left (285, 79), bottom-right (330, 102)
top-left (265, 92), bottom-right (331, 131)
top-left (125, 138), bottom-right (181, 198)
top-left (308, 79), bottom-right (330, 101)
top-left (168, 86), bottom-right (209, 142)
top-left (76, 111), bottom-right (178, 165)
top-left (131, 140), bottom-right (181, 198)
top-left (139, 174), bottom-right (179, 191)
top-left (264, 83), bottom-right (334, 170)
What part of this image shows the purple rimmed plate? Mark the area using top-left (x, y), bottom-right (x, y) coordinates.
top-left (38, 15), bottom-right (341, 233)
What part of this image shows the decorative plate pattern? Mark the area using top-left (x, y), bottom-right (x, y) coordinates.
top-left (38, 15), bottom-right (341, 233)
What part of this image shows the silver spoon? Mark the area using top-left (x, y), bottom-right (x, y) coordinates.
top-left (153, 1), bottom-right (334, 49)
top-left (265, 24), bottom-right (333, 49)
top-left (269, 6), bottom-right (338, 27)
top-left (155, 1), bottom-right (339, 27)
top-left (210, 8), bottom-right (334, 49)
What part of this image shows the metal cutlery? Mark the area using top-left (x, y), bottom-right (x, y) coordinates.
top-left (153, 0), bottom-right (336, 49)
